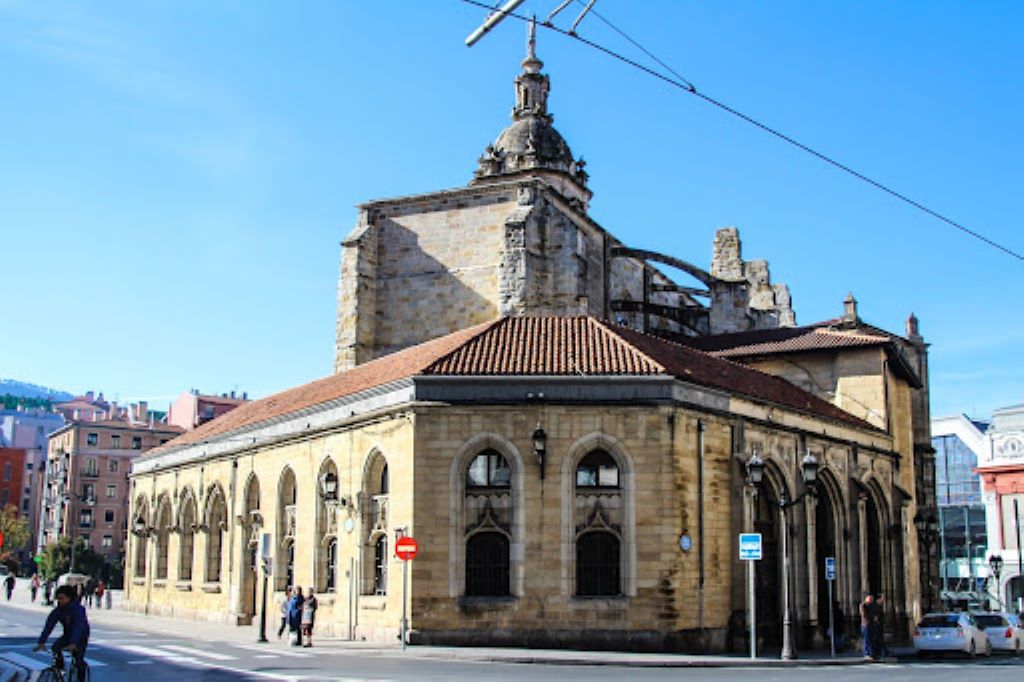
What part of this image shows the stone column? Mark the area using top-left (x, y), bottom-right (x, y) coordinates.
top-left (805, 495), bottom-right (822, 648)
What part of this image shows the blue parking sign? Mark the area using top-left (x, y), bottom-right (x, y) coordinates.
top-left (739, 533), bottom-right (762, 560)
top-left (825, 556), bottom-right (836, 580)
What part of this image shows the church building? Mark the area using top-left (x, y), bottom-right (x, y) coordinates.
top-left (125, 30), bottom-right (933, 653)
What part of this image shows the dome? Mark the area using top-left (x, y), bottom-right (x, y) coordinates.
top-left (490, 116), bottom-right (575, 175)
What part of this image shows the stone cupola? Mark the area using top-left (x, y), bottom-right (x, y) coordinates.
top-left (472, 18), bottom-right (591, 207)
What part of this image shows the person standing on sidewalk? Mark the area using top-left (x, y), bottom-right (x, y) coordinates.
top-left (30, 574), bottom-right (41, 603)
top-left (287, 587), bottom-right (304, 646)
top-left (95, 580), bottom-right (105, 609)
top-left (859, 594), bottom-right (877, 660)
top-left (277, 587), bottom-right (292, 639)
top-left (301, 588), bottom-right (318, 648)
top-left (4, 573), bottom-right (15, 600)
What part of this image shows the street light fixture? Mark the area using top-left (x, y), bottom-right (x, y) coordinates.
top-left (318, 472), bottom-right (338, 501)
top-left (532, 423), bottom-right (547, 480)
top-left (746, 448), bottom-right (819, 660)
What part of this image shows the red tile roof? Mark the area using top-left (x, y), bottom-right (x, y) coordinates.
top-left (144, 321), bottom-right (500, 454)
top-left (423, 317), bottom-right (663, 376)
top-left (682, 325), bottom-right (889, 358)
top-left (148, 317), bottom-right (878, 456)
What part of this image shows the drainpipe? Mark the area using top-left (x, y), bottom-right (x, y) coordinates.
top-left (698, 419), bottom-right (706, 637)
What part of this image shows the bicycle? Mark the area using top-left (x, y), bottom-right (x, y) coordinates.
top-left (36, 647), bottom-right (90, 682)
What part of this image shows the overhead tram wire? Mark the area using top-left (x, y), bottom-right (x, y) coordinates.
top-left (458, 0), bottom-right (1024, 263)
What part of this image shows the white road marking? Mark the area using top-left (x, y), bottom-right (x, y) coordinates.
top-left (116, 644), bottom-right (191, 663)
top-left (84, 656), bottom-right (107, 667)
top-left (159, 644), bottom-right (236, 660)
top-left (128, 660), bottom-right (155, 665)
top-left (235, 643), bottom-right (310, 658)
top-left (254, 654), bottom-right (279, 658)
top-left (0, 652), bottom-right (49, 670)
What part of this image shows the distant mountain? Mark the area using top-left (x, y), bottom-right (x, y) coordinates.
top-left (0, 379), bottom-right (73, 402)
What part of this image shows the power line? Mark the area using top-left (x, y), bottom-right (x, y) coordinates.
top-left (458, 0), bottom-right (1024, 262)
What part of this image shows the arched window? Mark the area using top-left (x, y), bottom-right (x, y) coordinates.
top-left (576, 450), bottom-right (619, 488)
top-left (326, 539), bottom-right (337, 593)
top-left (380, 463), bottom-right (389, 494)
top-left (277, 468), bottom-right (297, 591)
top-left (373, 535), bottom-right (388, 595)
top-left (576, 531), bottom-right (620, 596)
top-left (466, 532), bottom-right (510, 596)
top-left (179, 493), bottom-right (196, 581)
top-left (154, 500), bottom-right (171, 581)
top-left (466, 451), bottom-right (511, 488)
top-left (205, 488), bottom-right (226, 583)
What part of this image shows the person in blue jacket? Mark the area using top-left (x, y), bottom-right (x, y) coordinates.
top-left (287, 586), bottom-right (304, 646)
top-left (34, 585), bottom-right (90, 679)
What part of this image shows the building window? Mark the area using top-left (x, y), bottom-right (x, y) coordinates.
top-left (3, 463), bottom-right (10, 481)
top-left (111, 435), bottom-right (120, 449)
top-left (79, 509), bottom-right (93, 528)
top-left (1, 489), bottom-right (8, 505)
top-left (465, 532), bottom-right (510, 596)
top-left (80, 534), bottom-right (90, 549)
top-left (179, 495), bottom-right (196, 581)
top-left (102, 535), bottom-right (112, 549)
top-left (105, 509), bottom-right (115, 523)
top-left (108, 460), bottom-right (119, 473)
top-left (205, 489), bottom-right (226, 583)
top-left (26, 462), bottom-right (33, 471)
top-left (466, 451), bottom-right (511, 488)
top-left (576, 531), bottom-right (621, 596)
top-left (573, 448), bottom-right (624, 597)
top-left (462, 450), bottom-right (513, 597)
top-left (86, 433), bottom-right (98, 446)
top-left (326, 539), bottom-right (337, 593)
top-left (132, 436), bottom-right (142, 450)
top-left (373, 535), bottom-right (388, 595)
top-left (82, 483), bottom-right (95, 501)
top-left (576, 450), bottom-right (619, 488)
top-left (106, 485), bottom-right (117, 498)
top-left (155, 502), bottom-right (171, 580)
top-left (84, 458), bottom-right (98, 477)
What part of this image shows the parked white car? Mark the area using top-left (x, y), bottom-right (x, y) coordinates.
top-left (914, 612), bottom-right (992, 657)
top-left (973, 612), bottom-right (1024, 655)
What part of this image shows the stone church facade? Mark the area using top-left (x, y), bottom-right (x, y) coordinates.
top-left (125, 35), bottom-right (933, 653)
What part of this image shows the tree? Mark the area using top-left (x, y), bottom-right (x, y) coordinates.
top-left (0, 505), bottom-right (31, 572)
top-left (38, 536), bottom-right (105, 581)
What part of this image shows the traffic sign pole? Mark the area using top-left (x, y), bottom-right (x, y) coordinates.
top-left (749, 557), bottom-right (756, 659)
top-left (825, 556), bottom-right (836, 658)
top-left (395, 536), bottom-right (418, 652)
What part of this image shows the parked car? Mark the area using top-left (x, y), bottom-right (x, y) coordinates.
top-left (973, 612), bottom-right (1024, 655)
top-left (914, 612), bottom-right (992, 657)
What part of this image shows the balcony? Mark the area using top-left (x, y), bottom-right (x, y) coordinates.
top-left (284, 504), bottom-right (297, 540)
top-left (78, 520), bottom-right (94, 529)
top-left (81, 469), bottom-right (100, 479)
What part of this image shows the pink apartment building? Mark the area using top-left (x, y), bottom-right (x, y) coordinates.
top-left (167, 390), bottom-right (248, 431)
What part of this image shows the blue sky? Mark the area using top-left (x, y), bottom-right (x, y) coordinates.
top-left (1, 1), bottom-right (1021, 420)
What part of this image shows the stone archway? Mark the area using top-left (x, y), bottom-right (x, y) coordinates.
top-left (240, 474), bottom-right (261, 619)
top-left (753, 465), bottom-right (788, 649)
top-left (814, 470), bottom-right (843, 645)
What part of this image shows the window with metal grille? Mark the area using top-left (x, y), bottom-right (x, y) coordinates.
top-left (326, 539), bottom-right (337, 593)
top-left (373, 536), bottom-right (388, 595)
top-left (465, 532), bottom-right (510, 596)
top-left (576, 531), bottom-right (621, 596)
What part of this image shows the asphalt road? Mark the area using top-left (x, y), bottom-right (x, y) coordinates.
top-left (3, 606), bottom-right (1024, 681)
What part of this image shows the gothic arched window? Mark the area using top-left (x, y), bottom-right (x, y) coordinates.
top-left (205, 489), bottom-right (226, 583)
top-left (576, 450), bottom-right (619, 488)
top-left (179, 493), bottom-right (196, 581)
top-left (466, 450), bottom-right (511, 488)
top-left (466, 532), bottom-right (510, 596)
top-left (373, 535), bottom-right (388, 595)
top-left (576, 531), bottom-right (621, 597)
top-left (154, 500), bottom-right (171, 581)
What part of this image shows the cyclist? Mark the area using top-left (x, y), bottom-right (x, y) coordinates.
top-left (33, 585), bottom-right (90, 679)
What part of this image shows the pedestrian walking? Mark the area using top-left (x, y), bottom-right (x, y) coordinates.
top-left (30, 574), bottom-right (41, 603)
top-left (875, 593), bottom-right (888, 658)
top-left (277, 587), bottom-right (292, 639)
top-left (859, 594), bottom-right (877, 660)
top-left (287, 587), bottom-right (304, 646)
top-left (4, 573), bottom-right (15, 601)
top-left (301, 588), bottom-right (318, 648)
top-left (95, 581), bottom-right (105, 609)
top-left (84, 579), bottom-right (96, 608)
top-left (43, 579), bottom-right (53, 606)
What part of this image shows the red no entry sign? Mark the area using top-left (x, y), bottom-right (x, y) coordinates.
top-left (395, 536), bottom-right (418, 561)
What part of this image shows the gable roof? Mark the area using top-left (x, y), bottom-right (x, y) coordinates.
top-left (150, 316), bottom-right (880, 456)
top-left (684, 325), bottom-right (890, 357)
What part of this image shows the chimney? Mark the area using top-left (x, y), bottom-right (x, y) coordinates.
top-left (906, 312), bottom-right (922, 341)
top-left (85, 391), bottom-right (94, 402)
top-left (242, 392), bottom-right (248, 400)
top-left (842, 292), bottom-right (859, 323)
top-left (109, 401), bottom-right (119, 421)
top-left (230, 390), bottom-right (236, 399)
top-left (139, 401), bottom-right (148, 420)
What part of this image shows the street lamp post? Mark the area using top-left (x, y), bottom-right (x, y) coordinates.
top-left (67, 492), bottom-right (96, 574)
top-left (746, 450), bottom-right (819, 660)
top-left (989, 554), bottom-right (1004, 611)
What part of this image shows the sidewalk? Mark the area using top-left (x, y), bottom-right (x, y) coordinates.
top-left (1, 578), bottom-right (881, 669)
